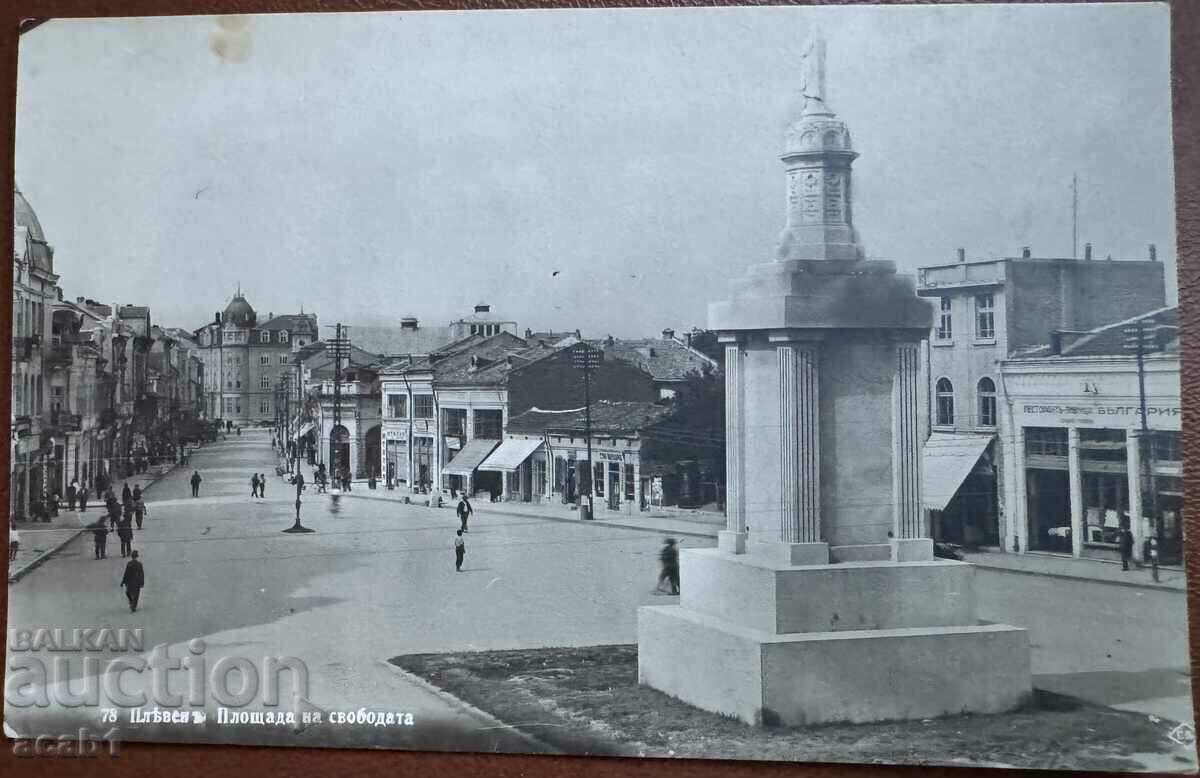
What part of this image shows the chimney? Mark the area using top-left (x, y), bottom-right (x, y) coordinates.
top-left (215, 312), bottom-right (222, 325)
top-left (662, 328), bottom-right (675, 340)
top-left (474, 303), bottom-right (490, 314)
top-left (268, 311), bottom-right (273, 321)
top-left (574, 329), bottom-right (581, 339)
top-left (525, 328), bottom-right (532, 339)
top-left (1021, 246), bottom-right (1031, 259)
top-left (956, 248), bottom-right (965, 263)
top-left (1084, 243), bottom-right (1092, 261)
top-left (1149, 243), bottom-right (1158, 262)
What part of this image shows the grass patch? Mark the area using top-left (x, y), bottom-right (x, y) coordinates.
top-left (391, 644), bottom-right (1196, 771)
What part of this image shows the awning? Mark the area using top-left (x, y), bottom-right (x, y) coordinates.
top-left (442, 438), bottom-right (500, 476)
top-left (479, 438), bottom-right (544, 472)
top-left (921, 433), bottom-right (994, 511)
top-left (294, 422), bottom-right (315, 441)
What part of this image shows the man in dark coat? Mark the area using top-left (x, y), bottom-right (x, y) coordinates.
top-left (91, 521), bottom-right (109, 560)
top-left (77, 486), bottom-right (89, 513)
top-left (457, 496), bottom-right (473, 533)
top-left (134, 495), bottom-right (146, 530)
top-left (117, 515), bottom-right (134, 558)
top-left (106, 496), bottom-right (122, 530)
top-left (657, 538), bottom-right (680, 595)
top-left (190, 471), bottom-right (202, 498)
top-left (121, 550), bottom-right (144, 612)
top-left (121, 482), bottom-right (133, 507)
top-left (251, 473), bottom-right (260, 498)
top-left (1119, 528), bottom-right (1135, 571)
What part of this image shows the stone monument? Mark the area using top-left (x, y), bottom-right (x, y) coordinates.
top-left (637, 34), bottom-right (1032, 726)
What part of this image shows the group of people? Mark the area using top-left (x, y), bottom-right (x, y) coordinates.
top-left (84, 481), bottom-right (148, 613)
top-left (249, 473), bottom-right (269, 498)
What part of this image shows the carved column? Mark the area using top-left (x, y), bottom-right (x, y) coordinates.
top-left (719, 337), bottom-right (747, 554)
top-left (891, 343), bottom-right (923, 539)
top-left (778, 342), bottom-right (821, 544)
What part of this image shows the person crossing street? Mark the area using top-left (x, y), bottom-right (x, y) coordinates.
top-left (120, 550), bottom-right (144, 612)
top-left (190, 470), bottom-right (202, 498)
top-left (251, 473), bottom-right (260, 498)
top-left (454, 529), bottom-right (466, 572)
top-left (457, 495), bottom-right (473, 533)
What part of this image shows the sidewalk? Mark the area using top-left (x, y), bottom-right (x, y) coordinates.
top-left (326, 481), bottom-right (726, 540)
top-left (8, 459), bottom-right (184, 584)
top-left (963, 550), bottom-right (1187, 593)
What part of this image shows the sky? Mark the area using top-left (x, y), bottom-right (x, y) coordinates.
top-left (15, 3), bottom-right (1176, 338)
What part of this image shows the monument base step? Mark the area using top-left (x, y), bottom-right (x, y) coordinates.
top-left (637, 604), bottom-right (1032, 727)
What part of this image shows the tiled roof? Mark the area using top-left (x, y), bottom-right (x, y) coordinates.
top-left (1017, 307), bottom-right (1179, 358)
top-left (344, 324), bottom-right (458, 358)
top-left (507, 401), bottom-right (672, 435)
top-left (260, 313), bottom-right (317, 334)
top-left (589, 337), bottom-right (717, 382)
top-left (428, 332), bottom-right (532, 386)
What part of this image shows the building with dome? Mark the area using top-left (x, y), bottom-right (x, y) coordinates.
top-left (194, 292), bottom-right (318, 424)
top-left (11, 184), bottom-right (61, 521)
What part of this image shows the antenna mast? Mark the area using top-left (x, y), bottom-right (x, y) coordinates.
top-left (1072, 173), bottom-right (1078, 259)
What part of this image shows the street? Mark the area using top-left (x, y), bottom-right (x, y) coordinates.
top-left (5, 429), bottom-right (1193, 750)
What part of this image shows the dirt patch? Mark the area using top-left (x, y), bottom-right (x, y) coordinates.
top-left (390, 644), bottom-right (1196, 771)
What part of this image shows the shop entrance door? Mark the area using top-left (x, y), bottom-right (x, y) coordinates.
top-left (1027, 468), bottom-right (1072, 553)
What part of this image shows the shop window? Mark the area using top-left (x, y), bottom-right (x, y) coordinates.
top-left (935, 378), bottom-right (954, 426)
top-left (1151, 432), bottom-right (1181, 463)
top-left (593, 462), bottom-right (604, 496)
top-left (977, 377), bottom-right (996, 427)
top-left (387, 394), bottom-right (408, 419)
top-left (624, 464), bottom-right (635, 500)
top-left (974, 293), bottom-right (995, 340)
top-left (413, 395), bottom-right (434, 419)
top-left (936, 297), bottom-right (952, 340)
top-left (1025, 427), bottom-right (1068, 457)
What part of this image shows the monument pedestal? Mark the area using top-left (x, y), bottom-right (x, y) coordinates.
top-left (638, 548), bottom-right (1032, 726)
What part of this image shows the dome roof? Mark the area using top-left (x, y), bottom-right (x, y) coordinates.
top-left (14, 185), bottom-right (46, 242)
top-left (223, 294), bottom-right (257, 328)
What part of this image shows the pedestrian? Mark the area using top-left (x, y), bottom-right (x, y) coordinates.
top-left (78, 486), bottom-right (89, 513)
top-left (190, 470), bottom-right (202, 498)
top-left (1149, 537), bottom-right (1160, 583)
top-left (454, 529), bottom-right (465, 572)
top-left (122, 482), bottom-right (133, 507)
top-left (132, 484), bottom-right (142, 509)
top-left (9, 522), bottom-right (19, 563)
top-left (91, 520), bottom-right (109, 560)
top-left (121, 550), bottom-right (144, 612)
top-left (107, 496), bottom-right (122, 530)
top-left (134, 496), bottom-right (146, 530)
top-left (236, 426), bottom-right (241, 437)
top-left (251, 473), bottom-right (260, 498)
top-left (117, 516), bottom-right (134, 558)
top-left (258, 474), bottom-right (266, 499)
top-left (457, 495), bottom-right (473, 533)
top-left (657, 538), bottom-right (680, 595)
top-left (67, 479), bottom-right (78, 511)
top-left (1119, 527), bottom-right (1134, 571)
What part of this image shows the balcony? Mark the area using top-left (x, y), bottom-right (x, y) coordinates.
top-left (45, 343), bottom-right (74, 368)
top-left (11, 335), bottom-right (38, 361)
top-left (45, 410), bottom-right (83, 432)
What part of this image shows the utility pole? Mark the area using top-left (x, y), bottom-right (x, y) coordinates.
top-left (324, 324), bottom-right (351, 486)
top-left (284, 356), bottom-right (313, 533)
top-left (572, 343), bottom-right (601, 519)
top-left (1071, 173), bottom-right (1079, 259)
top-left (1124, 317), bottom-right (1160, 577)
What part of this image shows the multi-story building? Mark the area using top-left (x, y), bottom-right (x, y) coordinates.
top-left (194, 293), bottom-right (317, 425)
top-left (1000, 307), bottom-right (1181, 564)
top-left (917, 245), bottom-right (1167, 549)
top-left (12, 184), bottom-right (61, 520)
top-left (589, 329), bottom-right (719, 400)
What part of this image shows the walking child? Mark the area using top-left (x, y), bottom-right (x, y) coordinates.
top-left (454, 529), bottom-right (465, 572)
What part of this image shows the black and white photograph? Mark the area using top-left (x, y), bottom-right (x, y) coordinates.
top-left (5, 2), bottom-right (1192, 772)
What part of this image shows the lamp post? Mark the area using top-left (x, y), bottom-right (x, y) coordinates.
top-left (572, 343), bottom-right (602, 520)
top-left (284, 356), bottom-right (314, 533)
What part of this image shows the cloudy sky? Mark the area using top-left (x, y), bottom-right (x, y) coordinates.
top-left (15, 3), bottom-right (1175, 337)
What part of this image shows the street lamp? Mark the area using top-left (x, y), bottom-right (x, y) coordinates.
top-left (283, 357), bottom-right (314, 534)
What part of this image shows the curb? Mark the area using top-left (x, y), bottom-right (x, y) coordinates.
top-left (378, 660), bottom-right (559, 755)
top-left (970, 561), bottom-right (1186, 594)
top-left (335, 490), bottom-right (721, 540)
top-left (8, 462), bottom-right (181, 585)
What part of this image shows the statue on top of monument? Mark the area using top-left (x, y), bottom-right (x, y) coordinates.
top-left (798, 31), bottom-right (827, 111)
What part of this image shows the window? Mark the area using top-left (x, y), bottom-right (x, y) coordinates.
top-left (279, 355), bottom-right (289, 364)
top-left (975, 293), bottom-right (995, 340)
top-left (935, 378), bottom-right (954, 426)
top-left (1025, 427), bottom-right (1068, 457)
top-left (413, 395), bottom-right (434, 419)
top-left (260, 399), bottom-right (270, 414)
top-left (977, 377), bottom-right (996, 427)
top-left (473, 409), bottom-right (503, 439)
top-left (235, 380), bottom-right (241, 389)
top-left (260, 355), bottom-right (270, 365)
top-left (593, 462), bottom-right (604, 496)
top-left (260, 376), bottom-right (270, 389)
top-left (224, 397), bottom-right (235, 413)
top-left (936, 297), bottom-right (953, 340)
top-left (280, 330), bottom-right (289, 342)
top-left (1152, 432), bottom-right (1181, 463)
top-left (624, 464), bottom-right (635, 500)
top-left (386, 393), bottom-right (408, 418)
top-left (443, 408), bottom-right (467, 437)
top-left (260, 331), bottom-right (270, 343)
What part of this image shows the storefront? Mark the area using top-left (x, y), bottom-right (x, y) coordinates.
top-left (921, 433), bottom-right (1000, 549)
top-left (1001, 320), bottom-right (1181, 564)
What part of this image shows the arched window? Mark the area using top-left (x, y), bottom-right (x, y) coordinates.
top-left (936, 378), bottom-right (954, 427)
top-left (279, 330), bottom-right (289, 342)
top-left (977, 377), bottom-right (997, 427)
top-left (260, 331), bottom-right (269, 343)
